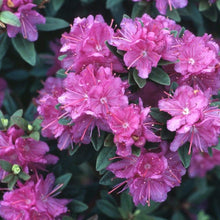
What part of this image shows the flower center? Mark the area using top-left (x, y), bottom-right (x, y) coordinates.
top-left (96, 44), bottom-right (102, 51)
top-left (182, 107), bottom-right (190, 115)
top-left (122, 122), bottom-right (129, 129)
top-left (188, 58), bottom-right (195, 65)
top-left (100, 97), bottom-right (107, 104)
top-left (144, 163), bottom-right (151, 170)
top-left (142, 50), bottom-right (147, 57)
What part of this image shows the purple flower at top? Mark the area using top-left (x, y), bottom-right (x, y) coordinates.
top-left (0, 173), bottom-right (70, 220)
top-left (155, 0), bottom-right (188, 15)
top-left (189, 148), bottom-right (220, 178)
top-left (7, 3), bottom-right (46, 41)
top-left (108, 142), bottom-right (185, 206)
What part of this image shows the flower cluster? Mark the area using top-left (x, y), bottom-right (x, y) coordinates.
top-left (0, 0), bottom-right (45, 41)
top-left (0, 174), bottom-right (70, 220)
top-left (36, 12), bottom-right (220, 207)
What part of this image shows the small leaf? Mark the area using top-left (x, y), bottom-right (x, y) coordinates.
top-left (199, 0), bottom-right (209, 12)
top-left (12, 35), bottom-right (36, 66)
top-left (32, 118), bottom-right (42, 131)
top-left (10, 116), bottom-right (28, 131)
top-left (97, 199), bottom-right (121, 219)
top-left (119, 192), bottom-right (133, 218)
top-left (171, 211), bottom-right (186, 220)
top-left (8, 175), bottom-right (18, 190)
top-left (202, 6), bottom-right (218, 22)
top-left (54, 173), bottom-right (72, 193)
top-left (29, 131), bottom-right (40, 141)
top-left (166, 8), bottom-right (181, 22)
top-left (149, 68), bottom-right (170, 86)
top-left (99, 171), bottom-right (123, 186)
top-left (217, 0), bottom-right (220, 11)
top-left (2, 174), bottom-right (14, 183)
top-left (178, 142), bottom-right (192, 168)
top-left (71, 199), bottom-right (88, 213)
top-left (11, 109), bottom-right (23, 118)
top-left (178, 27), bottom-right (186, 38)
top-left (0, 11), bottom-right (21, 27)
top-left (106, 0), bottom-right (123, 9)
top-left (150, 107), bottom-right (171, 123)
top-left (104, 134), bottom-right (114, 147)
top-left (56, 69), bottom-right (67, 78)
top-left (58, 54), bottom-right (67, 61)
top-left (37, 17), bottom-right (69, 31)
top-left (3, 91), bottom-right (18, 115)
top-left (18, 171), bottom-right (31, 181)
top-left (133, 69), bottom-right (147, 88)
top-left (0, 160), bottom-right (12, 172)
top-left (0, 33), bottom-right (9, 61)
top-left (52, 0), bottom-right (65, 11)
top-left (58, 117), bottom-right (72, 125)
top-left (105, 41), bottom-right (123, 59)
top-left (96, 147), bottom-right (116, 171)
top-left (91, 128), bottom-right (105, 151)
top-left (131, 1), bottom-right (151, 19)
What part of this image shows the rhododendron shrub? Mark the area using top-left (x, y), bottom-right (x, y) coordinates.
top-left (1, 0), bottom-right (220, 220)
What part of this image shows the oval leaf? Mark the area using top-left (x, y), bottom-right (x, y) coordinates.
top-left (37, 17), bottom-right (69, 31)
top-left (0, 160), bottom-right (12, 172)
top-left (54, 173), bottom-right (72, 193)
top-left (96, 147), bottom-right (116, 171)
top-left (0, 11), bottom-right (20, 27)
top-left (149, 68), bottom-right (170, 86)
top-left (178, 142), bottom-right (192, 168)
top-left (71, 199), bottom-right (88, 213)
top-left (133, 69), bottom-right (146, 88)
top-left (12, 35), bottom-right (36, 66)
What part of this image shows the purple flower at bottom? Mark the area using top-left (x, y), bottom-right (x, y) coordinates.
top-left (7, 3), bottom-right (46, 41)
top-left (0, 174), bottom-right (70, 220)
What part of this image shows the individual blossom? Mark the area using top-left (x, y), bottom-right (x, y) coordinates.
top-left (0, 173), bottom-right (70, 220)
top-left (188, 148), bottom-right (220, 178)
top-left (108, 142), bottom-right (185, 206)
top-left (111, 14), bottom-right (176, 79)
top-left (7, 3), bottom-right (46, 41)
top-left (60, 14), bottom-right (124, 73)
top-left (108, 99), bottom-right (160, 156)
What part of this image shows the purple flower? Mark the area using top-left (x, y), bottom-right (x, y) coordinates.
top-left (0, 174), bottom-right (70, 220)
top-left (7, 3), bottom-right (46, 41)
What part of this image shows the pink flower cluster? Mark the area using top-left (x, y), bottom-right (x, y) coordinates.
top-left (0, 174), bottom-right (70, 220)
top-left (36, 13), bottom-right (220, 206)
top-left (159, 85), bottom-right (220, 154)
top-left (131, 0), bottom-right (188, 15)
top-left (0, 0), bottom-right (45, 41)
top-left (108, 142), bottom-right (185, 206)
top-left (0, 125), bottom-right (58, 180)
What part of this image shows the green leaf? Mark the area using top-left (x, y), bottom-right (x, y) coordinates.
top-left (202, 6), bottom-right (218, 22)
top-left (137, 201), bottom-right (160, 214)
top-left (217, 0), bottom-right (220, 11)
top-left (58, 54), bottom-right (67, 61)
top-left (199, 0), bottom-right (209, 12)
top-left (178, 27), bottom-right (186, 38)
top-left (119, 192), bottom-right (133, 218)
top-left (0, 160), bottom-right (12, 172)
top-left (166, 8), bottom-right (181, 22)
top-left (10, 116), bottom-right (28, 131)
top-left (37, 17), bottom-right (69, 31)
top-left (11, 109), bottom-right (23, 118)
top-left (91, 128), bottom-right (105, 151)
top-left (131, 1), bottom-right (151, 19)
top-left (99, 171), bottom-right (123, 186)
top-left (150, 107), bottom-right (171, 123)
top-left (178, 142), bottom-right (192, 168)
top-left (106, 0), bottom-right (123, 9)
top-left (62, 216), bottom-right (75, 220)
top-left (2, 174), bottom-right (14, 184)
top-left (133, 69), bottom-right (147, 88)
top-left (197, 211), bottom-right (210, 220)
top-left (29, 131), bottom-right (40, 141)
top-left (56, 69), bottom-right (67, 78)
top-left (105, 41), bottom-right (123, 59)
top-left (96, 147), bottom-right (116, 171)
top-left (8, 175), bottom-right (18, 190)
top-left (97, 199), bottom-right (121, 219)
top-left (54, 173), bottom-right (72, 193)
top-left (18, 171), bottom-right (31, 181)
top-left (149, 68), bottom-right (170, 86)
top-left (0, 33), bottom-right (9, 61)
top-left (32, 118), bottom-right (42, 131)
top-left (0, 11), bottom-right (21, 27)
top-left (71, 199), bottom-right (88, 213)
top-left (171, 211), bottom-right (186, 220)
top-left (52, 0), bottom-right (65, 11)
top-left (58, 117), bottom-right (72, 125)
top-left (12, 35), bottom-right (36, 66)
top-left (3, 91), bottom-right (18, 115)
top-left (5, 70), bottom-right (29, 81)
top-left (104, 134), bottom-right (115, 147)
